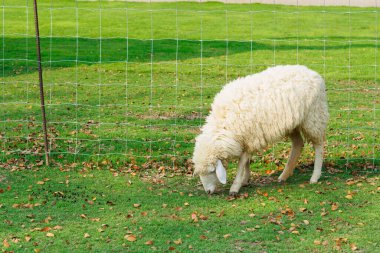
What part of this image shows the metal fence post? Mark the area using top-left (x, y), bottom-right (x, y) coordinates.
top-left (33, 0), bottom-right (49, 166)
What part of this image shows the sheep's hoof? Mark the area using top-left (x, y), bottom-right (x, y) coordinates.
top-left (229, 191), bottom-right (239, 197)
top-left (278, 177), bottom-right (287, 183)
top-left (309, 179), bottom-right (318, 184)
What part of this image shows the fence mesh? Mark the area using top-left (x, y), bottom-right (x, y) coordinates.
top-left (1, 0), bottom-right (379, 171)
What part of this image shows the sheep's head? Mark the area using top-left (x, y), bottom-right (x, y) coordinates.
top-left (192, 133), bottom-right (227, 194)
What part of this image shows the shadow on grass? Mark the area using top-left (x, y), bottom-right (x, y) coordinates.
top-left (1, 36), bottom-right (377, 76)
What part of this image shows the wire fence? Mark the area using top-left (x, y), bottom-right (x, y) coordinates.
top-left (1, 0), bottom-right (379, 171)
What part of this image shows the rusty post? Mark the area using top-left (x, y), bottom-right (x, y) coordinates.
top-left (33, 0), bottom-right (49, 166)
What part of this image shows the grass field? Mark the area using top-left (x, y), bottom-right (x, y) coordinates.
top-left (1, 0), bottom-right (379, 252)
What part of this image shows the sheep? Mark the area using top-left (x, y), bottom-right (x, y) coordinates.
top-left (192, 65), bottom-right (329, 195)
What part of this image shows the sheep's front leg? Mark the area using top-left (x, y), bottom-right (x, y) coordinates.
top-left (230, 152), bottom-right (250, 196)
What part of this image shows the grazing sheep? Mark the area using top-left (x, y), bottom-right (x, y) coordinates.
top-left (192, 65), bottom-right (329, 195)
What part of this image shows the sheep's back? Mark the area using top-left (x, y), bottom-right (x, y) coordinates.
top-left (207, 65), bottom-right (326, 150)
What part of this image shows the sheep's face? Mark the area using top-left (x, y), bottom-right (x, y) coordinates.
top-left (193, 133), bottom-right (228, 194)
top-left (198, 160), bottom-right (227, 194)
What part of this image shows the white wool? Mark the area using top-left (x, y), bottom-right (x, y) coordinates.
top-left (193, 65), bottom-right (329, 176)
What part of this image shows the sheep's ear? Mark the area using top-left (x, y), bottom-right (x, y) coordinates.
top-left (216, 160), bottom-right (227, 184)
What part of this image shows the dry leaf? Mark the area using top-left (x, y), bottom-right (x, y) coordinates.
top-left (145, 240), bottom-right (154, 245)
top-left (345, 194), bottom-right (353, 200)
top-left (25, 236), bottom-right (32, 242)
top-left (168, 246), bottom-right (176, 251)
top-left (3, 239), bottom-right (10, 248)
top-left (199, 235), bottom-right (207, 240)
top-left (299, 207), bottom-right (307, 212)
top-left (124, 234), bottom-right (137, 242)
top-left (223, 234), bottom-right (232, 239)
top-left (46, 232), bottom-right (54, 237)
top-left (173, 238), bottom-right (182, 245)
top-left (331, 203), bottom-right (339, 211)
top-left (314, 240), bottom-right (321, 245)
top-left (133, 204), bottom-right (141, 208)
top-left (217, 210), bottom-right (225, 217)
top-left (191, 213), bottom-right (198, 222)
top-left (303, 220), bottom-right (310, 225)
top-left (36, 181), bottom-right (45, 185)
top-left (350, 243), bottom-right (358, 251)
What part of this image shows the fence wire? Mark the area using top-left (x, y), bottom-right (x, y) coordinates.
top-left (1, 0), bottom-right (379, 171)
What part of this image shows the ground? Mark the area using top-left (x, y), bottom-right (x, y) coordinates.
top-left (1, 0), bottom-right (379, 252)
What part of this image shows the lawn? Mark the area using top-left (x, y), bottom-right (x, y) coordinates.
top-left (1, 0), bottom-right (379, 252)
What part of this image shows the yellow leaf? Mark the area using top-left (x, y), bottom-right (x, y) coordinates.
top-left (223, 234), bottom-right (232, 239)
top-left (84, 233), bottom-right (90, 238)
top-left (46, 232), bottom-right (54, 237)
top-left (345, 194), bottom-right (353, 199)
top-left (173, 238), bottom-right (182, 245)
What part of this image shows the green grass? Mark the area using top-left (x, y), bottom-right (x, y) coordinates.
top-left (1, 0), bottom-right (380, 252)
top-left (1, 167), bottom-right (379, 252)
top-left (1, 1), bottom-right (379, 166)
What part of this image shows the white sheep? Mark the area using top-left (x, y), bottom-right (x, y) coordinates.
top-left (192, 65), bottom-right (329, 195)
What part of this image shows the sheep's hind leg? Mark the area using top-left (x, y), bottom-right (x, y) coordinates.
top-left (229, 152), bottom-right (250, 196)
top-left (310, 141), bottom-right (323, 183)
top-left (278, 130), bottom-right (304, 182)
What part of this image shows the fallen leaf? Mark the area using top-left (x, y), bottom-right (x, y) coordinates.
top-left (191, 213), bottom-right (198, 222)
top-left (25, 236), bottom-right (32, 242)
top-left (133, 204), bottom-right (141, 208)
top-left (217, 210), bottom-right (225, 217)
top-left (303, 220), bottom-right (310, 225)
top-left (350, 243), bottom-right (358, 251)
top-left (223, 234), bottom-right (232, 239)
top-left (314, 240), bottom-right (321, 245)
top-left (46, 232), bottom-right (54, 237)
top-left (345, 194), bottom-right (353, 200)
top-left (145, 240), bottom-right (154, 245)
top-left (3, 239), bottom-right (10, 248)
top-left (36, 181), bottom-right (45, 185)
top-left (173, 238), bottom-right (182, 245)
top-left (84, 233), bottom-right (90, 238)
top-left (299, 207), bottom-right (307, 212)
top-left (331, 203), bottom-right (339, 211)
top-left (124, 234), bottom-right (137, 242)
top-left (168, 246), bottom-right (176, 251)
top-left (199, 235), bottom-right (207, 240)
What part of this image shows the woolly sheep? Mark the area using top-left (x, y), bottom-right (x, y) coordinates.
top-left (192, 65), bottom-right (329, 195)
